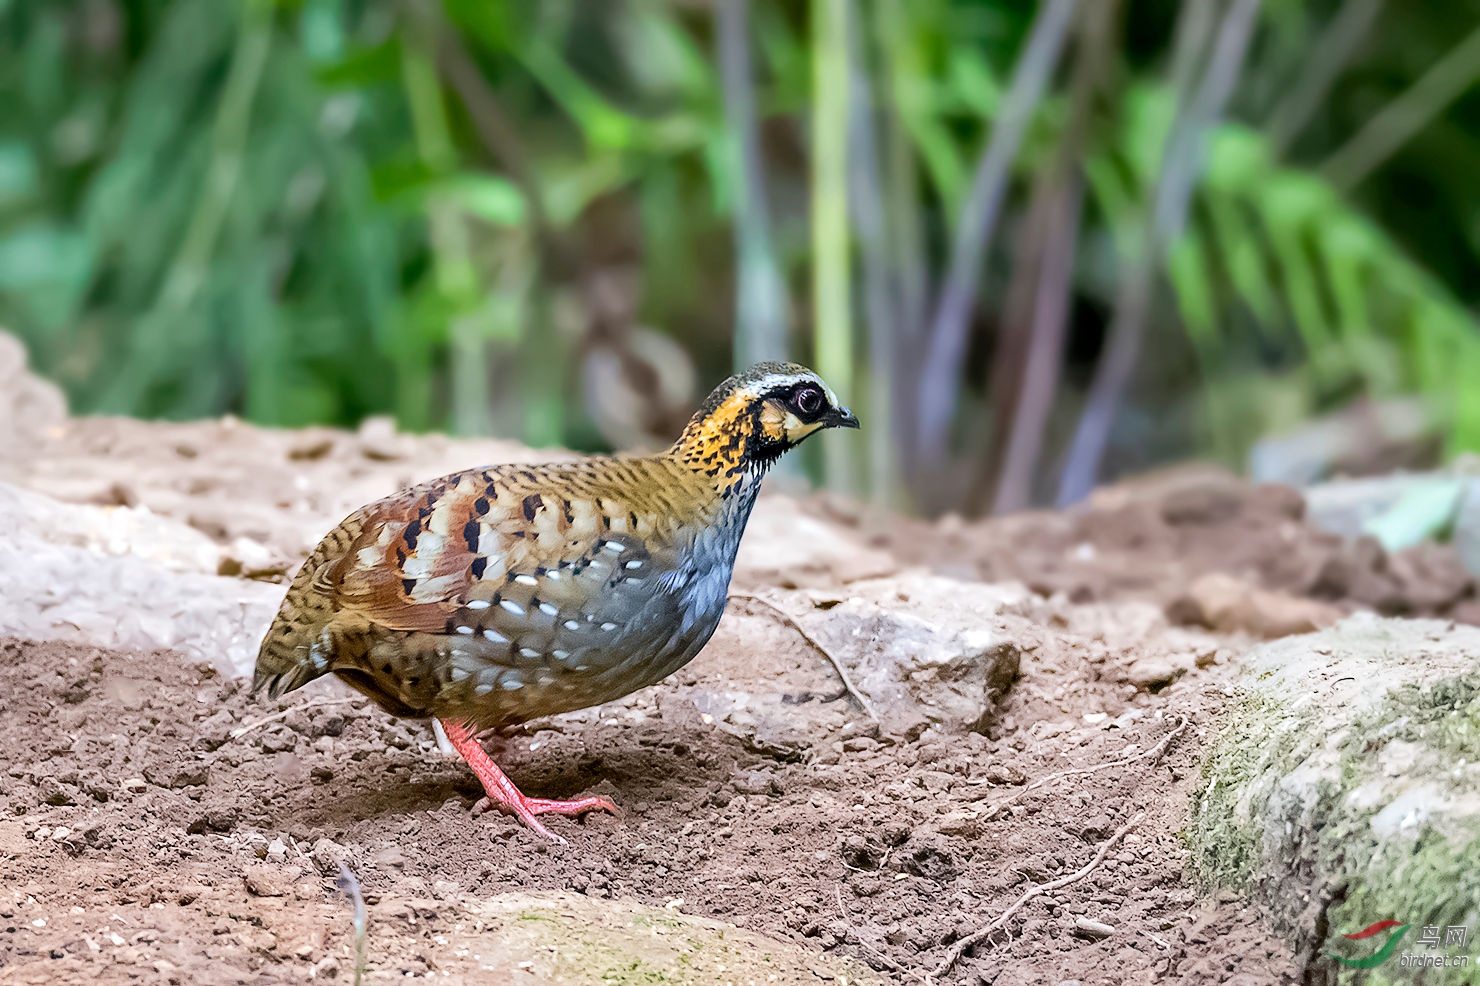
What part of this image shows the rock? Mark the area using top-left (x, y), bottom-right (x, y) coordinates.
top-left (1166, 572), bottom-right (1342, 639)
top-left (1247, 396), bottom-right (1442, 487)
top-left (1117, 656), bottom-right (1184, 690)
top-left (1072, 917), bottom-right (1115, 940)
top-left (0, 481), bottom-right (285, 676)
top-left (0, 332), bottom-right (67, 463)
top-left (985, 763), bottom-right (1026, 786)
top-left (797, 574), bottom-right (1031, 735)
top-left (0, 481), bottom-right (222, 574)
top-left (309, 838), bottom-right (352, 877)
top-left (450, 891), bottom-right (884, 984)
top-left (1188, 615), bottom-right (1480, 965)
top-left (935, 809), bottom-right (983, 839)
top-left (243, 863), bottom-right (301, 897)
top-left (144, 764), bottom-right (208, 789)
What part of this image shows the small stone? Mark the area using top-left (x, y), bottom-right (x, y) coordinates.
top-left (1119, 657), bottom-right (1182, 691)
top-left (259, 730), bottom-right (298, 754)
top-left (985, 763), bottom-right (1026, 785)
top-left (1072, 917), bottom-right (1115, 940)
top-left (243, 863), bottom-right (301, 897)
top-left (935, 810), bottom-right (982, 839)
top-left (145, 765), bottom-right (208, 789)
top-left (312, 956), bottom-right (340, 978)
top-left (186, 809), bottom-right (238, 834)
top-left (310, 838), bottom-right (350, 876)
top-left (731, 770), bottom-right (779, 796)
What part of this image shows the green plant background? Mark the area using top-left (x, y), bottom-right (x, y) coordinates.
top-left (3, 0), bottom-right (1480, 513)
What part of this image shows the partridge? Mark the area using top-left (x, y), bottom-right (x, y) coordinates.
top-left (254, 362), bottom-right (858, 840)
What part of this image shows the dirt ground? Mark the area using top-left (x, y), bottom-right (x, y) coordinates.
top-left (7, 406), bottom-right (1472, 985)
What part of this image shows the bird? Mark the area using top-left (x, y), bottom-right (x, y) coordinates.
top-left (253, 362), bottom-right (859, 841)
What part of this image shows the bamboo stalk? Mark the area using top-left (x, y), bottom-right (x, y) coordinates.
top-left (1057, 0), bottom-right (1263, 507)
top-left (913, 0), bottom-right (1080, 474)
top-left (844, 0), bottom-right (896, 507)
top-left (718, 0), bottom-right (790, 372)
top-left (812, 0), bottom-right (855, 492)
top-left (1321, 18), bottom-right (1480, 190)
top-left (402, 25), bottom-right (487, 437)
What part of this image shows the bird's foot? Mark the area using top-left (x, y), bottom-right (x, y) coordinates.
top-left (471, 793), bottom-right (620, 842)
top-left (439, 718), bottom-right (617, 844)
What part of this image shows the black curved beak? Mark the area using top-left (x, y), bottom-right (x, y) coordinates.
top-left (826, 405), bottom-right (861, 430)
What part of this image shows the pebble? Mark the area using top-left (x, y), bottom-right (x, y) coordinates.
top-left (1073, 916), bottom-right (1115, 940)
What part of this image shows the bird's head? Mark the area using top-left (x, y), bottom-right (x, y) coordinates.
top-left (671, 362), bottom-right (859, 484)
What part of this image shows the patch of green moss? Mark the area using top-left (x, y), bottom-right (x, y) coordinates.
top-left (1326, 830), bottom-right (1480, 986)
top-left (1190, 661), bottom-right (1480, 980)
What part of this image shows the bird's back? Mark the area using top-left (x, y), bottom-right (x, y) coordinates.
top-left (254, 452), bottom-right (750, 728)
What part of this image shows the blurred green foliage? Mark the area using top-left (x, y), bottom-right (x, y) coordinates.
top-left (3, 0), bottom-right (1480, 512)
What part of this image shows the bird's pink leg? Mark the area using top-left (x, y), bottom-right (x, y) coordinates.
top-left (438, 718), bottom-right (617, 843)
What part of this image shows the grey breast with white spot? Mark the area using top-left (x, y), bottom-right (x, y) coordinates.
top-left (427, 482), bottom-right (762, 726)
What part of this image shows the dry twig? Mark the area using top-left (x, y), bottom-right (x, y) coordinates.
top-left (228, 697), bottom-right (356, 740)
top-left (926, 814), bottom-right (1142, 983)
top-left (980, 714), bottom-right (1187, 820)
top-left (729, 592), bottom-right (878, 721)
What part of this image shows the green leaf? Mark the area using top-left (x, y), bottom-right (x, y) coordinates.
top-left (0, 221), bottom-right (94, 330)
top-left (1203, 125), bottom-right (1270, 193)
top-left (1168, 236), bottom-right (1217, 341)
top-left (1362, 479), bottom-right (1465, 551)
top-left (443, 174), bottom-right (525, 227)
top-left (1206, 192), bottom-right (1275, 324)
top-left (0, 141), bottom-right (38, 205)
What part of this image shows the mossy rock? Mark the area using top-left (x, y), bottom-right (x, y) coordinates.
top-left (1189, 614), bottom-right (1480, 984)
top-left (428, 891), bottom-right (885, 985)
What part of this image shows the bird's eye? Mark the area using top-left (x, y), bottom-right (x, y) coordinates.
top-left (791, 385), bottom-right (824, 417)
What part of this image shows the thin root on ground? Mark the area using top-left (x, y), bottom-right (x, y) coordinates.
top-left (925, 814), bottom-right (1143, 983)
top-left (729, 592), bottom-right (878, 721)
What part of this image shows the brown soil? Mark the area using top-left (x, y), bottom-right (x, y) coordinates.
top-left (16, 414), bottom-right (1469, 984)
top-left (860, 463), bottom-right (1478, 627)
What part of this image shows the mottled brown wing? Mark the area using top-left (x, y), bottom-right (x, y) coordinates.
top-left (324, 475), bottom-right (482, 633)
top-left (325, 461), bottom-right (694, 650)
